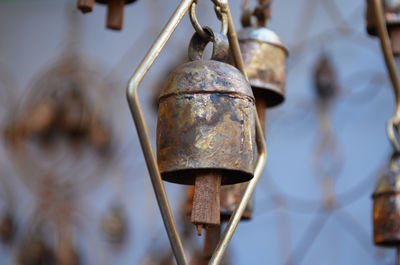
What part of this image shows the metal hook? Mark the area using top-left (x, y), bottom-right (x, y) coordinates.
top-left (189, 1), bottom-right (228, 40)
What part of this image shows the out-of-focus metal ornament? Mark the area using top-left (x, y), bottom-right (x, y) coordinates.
top-left (372, 157), bottom-right (400, 246)
top-left (238, 8), bottom-right (288, 109)
top-left (0, 213), bottom-right (16, 245)
top-left (313, 54), bottom-right (338, 102)
top-left (101, 204), bottom-right (127, 245)
top-left (16, 238), bottom-right (54, 265)
top-left (220, 184), bottom-right (253, 221)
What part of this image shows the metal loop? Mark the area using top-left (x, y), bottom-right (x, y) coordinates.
top-left (188, 27), bottom-right (229, 62)
top-left (241, 1), bottom-right (271, 28)
top-left (389, 151), bottom-right (400, 171)
top-left (189, 1), bottom-right (228, 40)
top-left (387, 117), bottom-right (400, 153)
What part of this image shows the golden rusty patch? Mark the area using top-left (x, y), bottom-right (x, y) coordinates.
top-left (157, 60), bottom-right (255, 185)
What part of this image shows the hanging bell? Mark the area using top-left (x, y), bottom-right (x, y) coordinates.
top-left (77, 0), bottom-right (138, 30)
top-left (366, 0), bottom-right (400, 55)
top-left (372, 158), bottom-right (400, 247)
top-left (157, 28), bottom-right (255, 231)
top-left (220, 184), bottom-right (253, 221)
top-left (238, 9), bottom-right (289, 109)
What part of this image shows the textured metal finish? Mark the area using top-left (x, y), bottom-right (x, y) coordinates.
top-left (238, 27), bottom-right (288, 107)
top-left (373, 168), bottom-right (400, 246)
top-left (366, 0), bottom-right (400, 36)
top-left (185, 184), bottom-right (253, 221)
top-left (220, 183), bottom-right (253, 221)
top-left (157, 60), bottom-right (256, 185)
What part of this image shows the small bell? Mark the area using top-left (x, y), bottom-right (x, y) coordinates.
top-left (366, 0), bottom-right (400, 55)
top-left (238, 7), bottom-right (288, 108)
top-left (372, 162), bottom-right (400, 247)
top-left (220, 184), bottom-right (253, 221)
top-left (157, 28), bottom-right (255, 233)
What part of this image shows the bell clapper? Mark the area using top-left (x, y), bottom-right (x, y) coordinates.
top-left (77, 0), bottom-right (94, 13)
top-left (107, 0), bottom-right (125, 30)
top-left (191, 171), bottom-right (221, 236)
top-left (203, 225), bottom-right (221, 260)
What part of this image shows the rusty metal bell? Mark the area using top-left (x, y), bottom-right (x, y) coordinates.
top-left (366, 0), bottom-right (400, 54)
top-left (157, 28), bottom-right (256, 186)
top-left (372, 161), bottom-right (400, 246)
top-left (238, 13), bottom-right (288, 108)
top-left (220, 184), bottom-right (253, 221)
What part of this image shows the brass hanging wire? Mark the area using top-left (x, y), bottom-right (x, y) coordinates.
top-left (372, 0), bottom-right (400, 153)
top-left (126, 0), bottom-right (266, 264)
top-left (189, 1), bottom-right (228, 39)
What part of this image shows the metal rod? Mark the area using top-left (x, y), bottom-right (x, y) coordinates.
top-left (372, 0), bottom-right (400, 123)
top-left (126, 1), bottom-right (194, 264)
top-left (208, 1), bottom-right (267, 264)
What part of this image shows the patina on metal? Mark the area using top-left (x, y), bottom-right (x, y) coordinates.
top-left (373, 155), bottom-right (400, 246)
top-left (238, 11), bottom-right (288, 108)
top-left (157, 28), bottom-right (256, 186)
top-left (184, 184), bottom-right (253, 221)
top-left (220, 184), bottom-right (253, 221)
top-left (367, 0), bottom-right (400, 55)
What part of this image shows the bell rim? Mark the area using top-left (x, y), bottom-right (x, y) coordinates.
top-left (160, 168), bottom-right (254, 186)
top-left (251, 83), bottom-right (285, 108)
top-left (238, 27), bottom-right (289, 55)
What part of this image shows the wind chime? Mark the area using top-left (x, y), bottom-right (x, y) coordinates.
top-left (77, 0), bottom-right (138, 30)
top-left (125, 0), bottom-right (267, 264)
top-left (367, 0), bottom-right (400, 264)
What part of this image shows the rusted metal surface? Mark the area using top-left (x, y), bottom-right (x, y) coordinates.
top-left (366, 0), bottom-right (400, 36)
top-left (157, 59), bottom-right (256, 185)
top-left (372, 168), bottom-right (400, 246)
top-left (220, 183), bottom-right (253, 221)
top-left (185, 184), bottom-right (253, 221)
top-left (238, 27), bottom-right (288, 108)
top-left (366, 0), bottom-right (400, 54)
